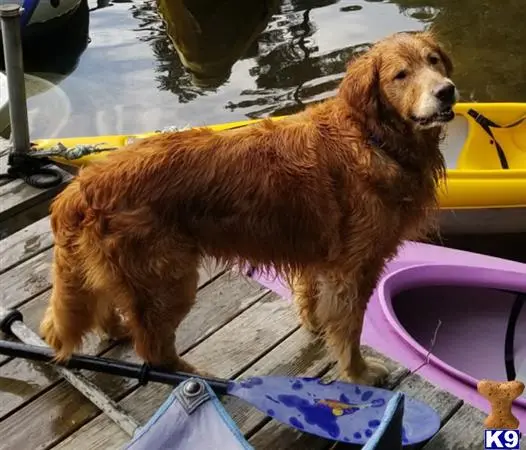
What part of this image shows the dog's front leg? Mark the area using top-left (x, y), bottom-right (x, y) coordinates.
top-left (316, 271), bottom-right (389, 386)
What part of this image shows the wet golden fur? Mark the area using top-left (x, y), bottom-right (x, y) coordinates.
top-left (41, 31), bottom-right (454, 384)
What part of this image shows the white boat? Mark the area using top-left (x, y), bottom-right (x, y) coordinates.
top-left (0, 0), bottom-right (83, 43)
top-left (22, 0), bottom-right (83, 37)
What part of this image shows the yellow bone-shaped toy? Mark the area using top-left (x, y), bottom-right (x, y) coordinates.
top-left (477, 379), bottom-right (524, 429)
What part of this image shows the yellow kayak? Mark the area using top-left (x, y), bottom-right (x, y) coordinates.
top-left (31, 102), bottom-right (526, 231)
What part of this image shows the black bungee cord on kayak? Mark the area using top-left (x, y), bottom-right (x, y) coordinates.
top-left (468, 108), bottom-right (526, 170)
top-left (504, 292), bottom-right (526, 381)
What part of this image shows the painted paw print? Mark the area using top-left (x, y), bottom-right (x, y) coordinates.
top-left (352, 419), bottom-right (381, 440)
top-left (239, 376), bottom-right (264, 388)
top-left (350, 419), bottom-right (408, 443)
top-left (291, 380), bottom-right (303, 390)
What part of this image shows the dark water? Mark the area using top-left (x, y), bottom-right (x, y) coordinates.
top-left (18, 0), bottom-right (526, 138)
top-left (7, 0), bottom-right (526, 262)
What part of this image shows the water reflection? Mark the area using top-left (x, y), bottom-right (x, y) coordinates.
top-left (156, 0), bottom-right (279, 88)
top-left (0, 0), bottom-right (90, 138)
top-left (129, 0), bottom-right (208, 103)
top-left (149, 0), bottom-right (425, 117)
top-left (19, 0), bottom-right (526, 138)
top-left (394, 0), bottom-right (526, 102)
top-left (0, 0), bottom-right (90, 76)
top-left (221, 0), bottom-right (422, 117)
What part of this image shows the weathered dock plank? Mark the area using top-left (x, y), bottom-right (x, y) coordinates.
top-left (0, 247), bottom-right (53, 310)
top-left (394, 372), bottom-right (462, 424)
top-left (422, 403), bottom-right (486, 450)
top-left (0, 269), bottom-right (247, 420)
top-left (52, 291), bottom-right (298, 449)
top-left (183, 292), bottom-right (296, 377)
top-left (0, 170), bottom-right (72, 222)
top-left (0, 216), bottom-right (52, 274)
top-left (0, 137), bottom-right (72, 240)
top-left (0, 148), bottom-right (72, 226)
top-left (0, 272), bottom-right (265, 449)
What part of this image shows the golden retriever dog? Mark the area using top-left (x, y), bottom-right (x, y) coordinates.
top-left (41, 31), bottom-right (457, 385)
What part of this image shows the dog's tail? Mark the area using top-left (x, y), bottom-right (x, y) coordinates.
top-left (43, 179), bottom-right (100, 359)
top-left (49, 179), bottom-right (93, 246)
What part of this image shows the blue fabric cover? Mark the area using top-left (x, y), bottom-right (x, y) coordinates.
top-left (124, 378), bottom-right (253, 450)
top-left (124, 378), bottom-right (409, 450)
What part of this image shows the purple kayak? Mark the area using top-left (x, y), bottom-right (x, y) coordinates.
top-left (246, 241), bottom-right (526, 433)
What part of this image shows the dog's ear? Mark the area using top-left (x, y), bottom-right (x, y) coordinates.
top-left (339, 53), bottom-right (380, 119)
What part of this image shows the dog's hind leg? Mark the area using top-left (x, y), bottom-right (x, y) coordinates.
top-left (123, 265), bottom-right (203, 375)
top-left (40, 251), bottom-right (97, 361)
top-left (291, 272), bottom-right (321, 334)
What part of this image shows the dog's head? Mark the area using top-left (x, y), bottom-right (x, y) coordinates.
top-left (340, 31), bottom-right (457, 130)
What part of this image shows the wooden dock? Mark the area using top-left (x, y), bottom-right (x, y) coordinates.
top-left (0, 139), bottom-right (519, 450)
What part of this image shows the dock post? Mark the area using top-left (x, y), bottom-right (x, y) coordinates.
top-left (0, 4), bottom-right (30, 154)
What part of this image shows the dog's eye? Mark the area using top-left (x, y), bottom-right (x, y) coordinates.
top-left (428, 55), bottom-right (440, 65)
top-left (394, 70), bottom-right (407, 80)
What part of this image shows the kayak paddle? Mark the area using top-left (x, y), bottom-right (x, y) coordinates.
top-left (0, 339), bottom-right (440, 446)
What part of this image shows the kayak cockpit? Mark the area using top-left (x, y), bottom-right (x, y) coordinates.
top-left (379, 264), bottom-right (526, 403)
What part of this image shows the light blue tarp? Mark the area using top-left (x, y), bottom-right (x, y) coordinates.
top-left (124, 378), bottom-right (405, 450)
top-left (125, 378), bottom-right (253, 450)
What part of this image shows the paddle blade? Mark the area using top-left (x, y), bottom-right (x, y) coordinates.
top-left (227, 376), bottom-right (440, 446)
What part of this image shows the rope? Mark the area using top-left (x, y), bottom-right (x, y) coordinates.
top-left (409, 319), bottom-right (442, 376)
top-left (158, 125), bottom-right (191, 133)
top-left (0, 152), bottom-right (63, 188)
top-left (32, 142), bottom-right (117, 160)
top-left (0, 125), bottom-right (192, 189)
top-left (32, 124), bottom-right (192, 160)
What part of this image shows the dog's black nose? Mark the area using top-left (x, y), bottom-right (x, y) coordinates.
top-left (434, 83), bottom-right (456, 105)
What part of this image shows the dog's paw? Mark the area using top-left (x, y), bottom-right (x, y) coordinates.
top-left (341, 357), bottom-right (390, 386)
top-left (40, 310), bottom-right (73, 361)
top-left (40, 309), bottom-right (59, 346)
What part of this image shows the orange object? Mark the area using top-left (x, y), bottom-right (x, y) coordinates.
top-left (477, 379), bottom-right (524, 429)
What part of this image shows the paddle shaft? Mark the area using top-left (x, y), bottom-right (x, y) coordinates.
top-left (0, 340), bottom-right (440, 445)
top-left (0, 340), bottom-right (354, 443)
top-left (0, 339), bottom-right (230, 394)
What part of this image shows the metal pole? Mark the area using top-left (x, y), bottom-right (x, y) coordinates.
top-left (0, 4), bottom-right (30, 153)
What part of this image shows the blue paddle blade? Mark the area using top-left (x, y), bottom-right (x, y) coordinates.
top-left (227, 376), bottom-right (440, 446)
